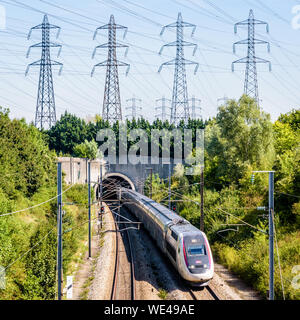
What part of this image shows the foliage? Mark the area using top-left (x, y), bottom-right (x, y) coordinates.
top-left (205, 95), bottom-right (274, 187)
top-left (0, 110), bottom-right (93, 300)
top-left (73, 139), bottom-right (99, 160)
top-left (273, 110), bottom-right (300, 223)
top-left (0, 108), bottom-right (56, 197)
top-left (22, 225), bottom-right (57, 300)
top-left (46, 111), bottom-right (89, 156)
top-left (1, 98), bottom-right (299, 300)
top-left (213, 231), bottom-right (300, 300)
top-left (160, 98), bottom-right (299, 300)
top-left (45, 112), bottom-right (206, 159)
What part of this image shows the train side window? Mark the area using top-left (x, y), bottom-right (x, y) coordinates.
top-left (166, 241), bottom-right (177, 262)
top-left (171, 230), bottom-right (178, 241)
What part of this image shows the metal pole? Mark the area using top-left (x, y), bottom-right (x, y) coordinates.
top-left (57, 162), bottom-right (63, 300)
top-left (70, 158), bottom-right (72, 184)
top-left (200, 167), bottom-right (204, 231)
top-left (168, 163), bottom-right (171, 209)
top-left (269, 171), bottom-right (274, 300)
top-left (88, 161), bottom-right (91, 258)
top-left (100, 163), bottom-right (103, 229)
top-left (86, 158), bottom-right (88, 183)
top-left (150, 168), bottom-right (153, 199)
top-left (118, 188), bottom-right (121, 223)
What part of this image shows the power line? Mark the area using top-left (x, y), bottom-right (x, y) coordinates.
top-left (126, 96), bottom-right (143, 119)
top-left (159, 13), bottom-right (199, 124)
top-left (26, 14), bottom-right (63, 130)
top-left (0, 184), bottom-right (75, 217)
top-left (275, 191), bottom-right (300, 199)
top-left (155, 96), bottom-right (171, 121)
top-left (218, 208), bottom-right (267, 234)
top-left (91, 15), bottom-right (130, 122)
top-left (188, 96), bottom-right (202, 119)
top-left (0, 228), bottom-right (54, 277)
top-left (232, 9), bottom-right (271, 106)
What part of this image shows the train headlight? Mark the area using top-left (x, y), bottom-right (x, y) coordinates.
top-left (204, 264), bottom-right (207, 268)
top-left (189, 265), bottom-right (195, 269)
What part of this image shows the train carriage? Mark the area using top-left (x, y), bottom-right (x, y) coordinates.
top-left (121, 188), bottom-right (214, 286)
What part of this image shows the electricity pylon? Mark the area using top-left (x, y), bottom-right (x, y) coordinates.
top-left (26, 15), bottom-right (63, 130)
top-left (125, 97), bottom-right (142, 120)
top-left (188, 96), bottom-right (201, 119)
top-left (91, 15), bottom-right (130, 123)
top-left (217, 95), bottom-right (230, 107)
top-left (232, 9), bottom-right (271, 106)
top-left (155, 96), bottom-right (171, 121)
top-left (158, 13), bottom-right (199, 125)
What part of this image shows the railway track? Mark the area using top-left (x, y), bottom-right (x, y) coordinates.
top-left (110, 203), bottom-right (136, 300)
top-left (117, 203), bottom-right (218, 301)
top-left (189, 285), bottom-right (220, 300)
top-left (107, 200), bottom-right (218, 301)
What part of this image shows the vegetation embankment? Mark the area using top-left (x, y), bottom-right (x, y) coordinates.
top-left (144, 97), bottom-right (299, 300)
top-left (0, 108), bottom-right (93, 300)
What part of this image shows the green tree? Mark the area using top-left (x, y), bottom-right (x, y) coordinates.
top-left (73, 139), bottom-right (99, 159)
top-left (205, 95), bottom-right (274, 187)
top-left (0, 108), bottom-right (56, 197)
top-left (23, 225), bottom-right (57, 300)
top-left (46, 112), bottom-right (89, 155)
top-left (273, 110), bottom-right (300, 223)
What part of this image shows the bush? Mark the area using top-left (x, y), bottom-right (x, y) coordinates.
top-left (213, 231), bottom-right (300, 300)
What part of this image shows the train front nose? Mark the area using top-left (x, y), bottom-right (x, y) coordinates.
top-left (183, 235), bottom-right (212, 274)
top-left (187, 257), bottom-right (210, 274)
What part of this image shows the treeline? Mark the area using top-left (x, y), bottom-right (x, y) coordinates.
top-left (0, 108), bottom-right (92, 300)
top-left (45, 112), bottom-right (206, 159)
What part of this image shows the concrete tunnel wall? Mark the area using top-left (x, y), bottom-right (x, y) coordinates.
top-left (58, 157), bottom-right (137, 196)
top-left (103, 172), bottom-right (136, 191)
top-left (58, 156), bottom-right (175, 195)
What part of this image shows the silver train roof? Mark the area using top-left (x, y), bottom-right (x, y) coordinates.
top-left (121, 188), bottom-right (202, 234)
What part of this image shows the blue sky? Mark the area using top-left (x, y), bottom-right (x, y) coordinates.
top-left (0, 0), bottom-right (299, 123)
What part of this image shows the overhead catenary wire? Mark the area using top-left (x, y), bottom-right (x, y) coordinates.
top-left (0, 184), bottom-right (75, 217)
top-left (0, 228), bottom-right (55, 277)
top-left (275, 191), bottom-right (300, 199)
top-left (217, 208), bottom-right (267, 234)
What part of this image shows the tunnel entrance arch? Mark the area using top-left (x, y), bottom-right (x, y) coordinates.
top-left (96, 172), bottom-right (136, 201)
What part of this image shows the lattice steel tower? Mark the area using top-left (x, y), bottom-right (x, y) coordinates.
top-left (92, 15), bottom-right (130, 123)
top-left (26, 15), bottom-right (63, 130)
top-left (159, 13), bottom-right (199, 125)
top-left (188, 96), bottom-right (202, 120)
top-left (155, 96), bottom-right (171, 121)
top-left (126, 97), bottom-right (142, 120)
top-left (232, 9), bottom-right (271, 106)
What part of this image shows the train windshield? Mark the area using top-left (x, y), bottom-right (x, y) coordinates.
top-left (187, 245), bottom-right (206, 256)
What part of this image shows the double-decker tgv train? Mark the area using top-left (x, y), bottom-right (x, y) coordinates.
top-left (121, 188), bottom-right (214, 286)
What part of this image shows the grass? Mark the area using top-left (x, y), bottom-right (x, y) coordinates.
top-left (158, 289), bottom-right (168, 300)
top-left (80, 275), bottom-right (95, 300)
top-left (78, 208), bottom-right (105, 300)
top-left (213, 230), bottom-right (300, 300)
